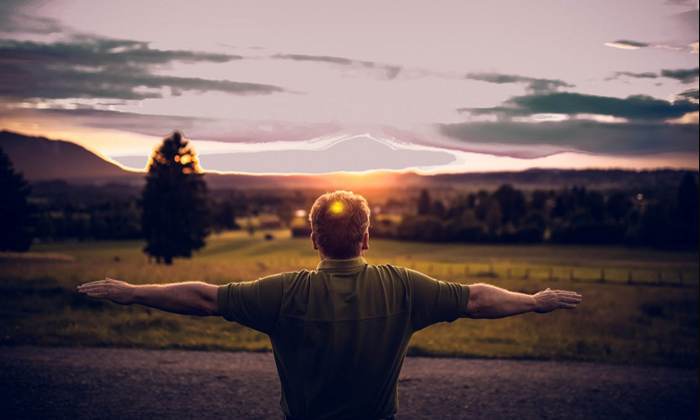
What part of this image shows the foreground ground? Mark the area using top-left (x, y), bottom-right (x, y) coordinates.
top-left (0, 346), bottom-right (696, 420)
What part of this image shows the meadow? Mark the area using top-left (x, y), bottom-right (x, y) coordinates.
top-left (1, 230), bottom-right (697, 367)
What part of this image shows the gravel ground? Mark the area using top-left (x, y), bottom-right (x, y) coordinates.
top-left (0, 346), bottom-right (697, 420)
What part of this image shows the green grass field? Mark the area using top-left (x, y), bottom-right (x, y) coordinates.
top-left (1, 230), bottom-right (698, 367)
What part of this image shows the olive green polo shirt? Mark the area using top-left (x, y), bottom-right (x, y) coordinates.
top-left (217, 256), bottom-right (470, 420)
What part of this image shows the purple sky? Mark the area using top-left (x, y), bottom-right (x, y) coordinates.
top-left (0, 0), bottom-right (698, 173)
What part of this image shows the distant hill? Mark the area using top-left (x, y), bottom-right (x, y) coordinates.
top-left (0, 130), bottom-right (695, 191)
top-left (0, 130), bottom-right (140, 184)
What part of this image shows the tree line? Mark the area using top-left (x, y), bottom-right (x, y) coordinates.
top-left (1, 131), bottom-right (698, 262)
top-left (375, 176), bottom-right (698, 250)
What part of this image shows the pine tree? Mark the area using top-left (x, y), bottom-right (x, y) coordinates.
top-left (141, 131), bottom-right (209, 264)
top-left (0, 146), bottom-right (33, 251)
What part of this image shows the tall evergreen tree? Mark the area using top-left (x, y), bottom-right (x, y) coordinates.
top-left (141, 131), bottom-right (209, 264)
top-left (675, 172), bottom-right (699, 248)
top-left (0, 146), bottom-right (33, 251)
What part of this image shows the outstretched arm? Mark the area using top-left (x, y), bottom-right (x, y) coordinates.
top-left (466, 283), bottom-right (581, 319)
top-left (77, 278), bottom-right (219, 316)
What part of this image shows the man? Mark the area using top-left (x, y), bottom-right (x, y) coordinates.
top-left (78, 190), bottom-right (582, 420)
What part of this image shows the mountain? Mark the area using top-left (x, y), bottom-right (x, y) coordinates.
top-left (0, 130), bottom-right (695, 191)
top-left (0, 130), bottom-right (140, 184)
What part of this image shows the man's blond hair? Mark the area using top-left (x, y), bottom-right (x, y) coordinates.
top-left (308, 190), bottom-right (371, 259)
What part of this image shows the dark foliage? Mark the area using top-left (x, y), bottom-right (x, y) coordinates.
top-left (0, 146), bottom-right (33, 251)
top-left (388, 173), bottom-right (699, 249)
top-left (141, 132), bottom-right (209, 264)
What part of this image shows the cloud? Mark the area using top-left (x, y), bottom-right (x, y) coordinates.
top-left (439, 120), bottom-right (699, 156)
top-left (665, 0), bottom-right (696, 6)
top-left (606, 71), bottom-right (658, 81)
top-left (113, 134), bottom-right (455, 173)
top-left (604, 39), bottom-right (697, 54)
top-left (607, 67), bottom-right (699, 83)
top-left (273, 53), bottom-right (402, 79)
top-left (672, 9), bottom-right (699, 34)
top-left (0, 37), bottom-right (286, 101)
top-left (604, 40), bottom-right (650, 50)
top-left (677, 88), bottom-right (699, 101)
top-left (462, 92), bottom-right (699, 121)
top-left (0, 0), bottom-right (66, 34)
top-left (465, 72), bottom-right (573, 93)
top-left (660, 67), bottom-right (699, 83)
top-left (691, 42), bottom-right (700, 54)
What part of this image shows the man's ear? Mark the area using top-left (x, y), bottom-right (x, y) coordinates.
top-left (310, 232), bottom-right (318, 250)
top-left (361, 230), bottom-right (369, 251)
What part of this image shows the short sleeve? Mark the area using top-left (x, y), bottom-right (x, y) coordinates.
top-left (407, 268), bottom-right (470, 331)
top-left (217, 273), bottom-right (285, 334)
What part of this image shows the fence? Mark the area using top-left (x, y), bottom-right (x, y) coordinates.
top-left (262, 256), bottom-right (698, 288)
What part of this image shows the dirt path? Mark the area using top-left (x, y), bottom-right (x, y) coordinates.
top-left (0, 346), bottom-right (696, 420)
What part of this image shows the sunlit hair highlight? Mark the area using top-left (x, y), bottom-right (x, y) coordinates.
top-left (308, 190), bottom-right (371, 259)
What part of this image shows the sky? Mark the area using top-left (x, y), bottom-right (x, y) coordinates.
top-left (0, 0), bottom-right (698, 174)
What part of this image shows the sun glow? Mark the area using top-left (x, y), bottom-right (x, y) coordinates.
top-left (329, 201), bottom-right (345, 215)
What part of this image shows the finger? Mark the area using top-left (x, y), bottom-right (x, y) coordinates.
top-left (554, 289), bottom-right (579, 295)
top-left (560, 296), bottom-right (582, 304)
top-left (559, 302), bottom-right (578, 309)
top-left (78, 280), bottom-right (108, 289)
top-left (78, 285), bottom-right (107, 294)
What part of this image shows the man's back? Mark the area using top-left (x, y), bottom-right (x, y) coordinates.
top-left (217, 257), bottom-right (471, 420)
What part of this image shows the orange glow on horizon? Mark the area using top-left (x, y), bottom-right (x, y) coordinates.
top-left (0, 122), bottom-right (697, 176)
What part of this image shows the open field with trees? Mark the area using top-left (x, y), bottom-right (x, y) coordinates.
top-left (1, 230), bottom-right (697, 367)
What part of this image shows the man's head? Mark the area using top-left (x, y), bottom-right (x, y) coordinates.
top-left (308, 190), bottom-right (371, 259)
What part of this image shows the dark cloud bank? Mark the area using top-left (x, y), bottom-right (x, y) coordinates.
top-left (447, 90), bottom-right (699, 155)
top-left (440, 120), bottom-right (698, 155)
top-left (0, 37), bottom-right (286, 101)
top-left (465, 72), bottom-right (574, 93)
top-left (463, 92), bottom-right (698, 120)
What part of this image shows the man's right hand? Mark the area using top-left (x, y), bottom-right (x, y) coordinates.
top-left (533, 288), bottom-right (582, 313)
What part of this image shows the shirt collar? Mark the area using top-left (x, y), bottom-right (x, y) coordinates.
top-left (316, 256), bottom-right (368, 271)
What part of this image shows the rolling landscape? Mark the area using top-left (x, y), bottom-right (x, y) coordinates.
top-left (1, 1), bottom-right (698, 418)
